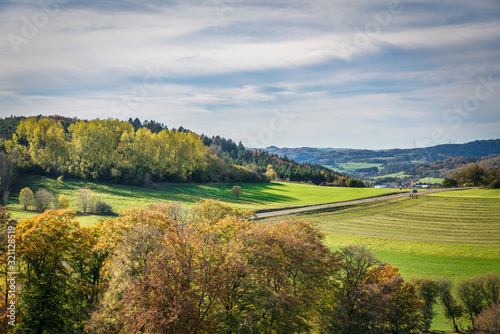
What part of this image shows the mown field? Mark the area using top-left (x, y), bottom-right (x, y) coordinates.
top-left (7, 175), bottom-right (401, 225)
top-left (274, 190), bottom-right (500, 332)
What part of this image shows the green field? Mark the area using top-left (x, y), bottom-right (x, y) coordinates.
top-left (372, 171), bottom-right (406, 179)
top-left (7, 176), bottom-right (499, 332)
top-left (7, 175), bottom-right (401, 225)
top-left (326, 162), bottom-right (384, 173)
top-left (273, 191), bottom-right (500, 332)
top-left (417, 177), bottom-right (444, 184)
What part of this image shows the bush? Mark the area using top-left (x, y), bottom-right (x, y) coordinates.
top-left (35, 188), bottom-right (53, 211)
top-left (92, 199), bottom-right (113, 215)
top-left (442, 178), bottom-right (458, 188)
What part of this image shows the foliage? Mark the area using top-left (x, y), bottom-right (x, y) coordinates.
top-left (34, 188), bottom-right (53, 211)
top-left (7, 116), bottom-right (355, 186)
top-left (230, 185), bottom-right (243, 200)
top-left (442, 177), bottom-right (458, 187)
top-left (412, 278), bottom-right (439, 331)
top-left (436, 279), bottom-right (463, 332)
top-left (473, 302), bottom-right (500, 334)
top-left (16, 210), bottom-right (105, 333)
top-left (0, 151), bottom-right (17, 205)
top-left (319, 245), bottom-right (424, 334)
top-left (57, 194), bottom-right (70, 209)
top-left (18, 187), bottom-right (34, 210)
top-left (92, 199), bottom-right (113, 215)
top-left (87, 201), bottom-right (338, 333)
top-left (486, 179), bottom-right (500, 189)
top-left (77, 186), bottom-right (94, 213)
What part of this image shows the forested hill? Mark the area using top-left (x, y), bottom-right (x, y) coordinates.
top-left (0, 116), bottom-right (362, 190)
top-left (264, 139), bottom-right (500, 165)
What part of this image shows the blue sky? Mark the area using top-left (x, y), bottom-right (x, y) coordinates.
top-left (1, 0), bottom-right (499, 149)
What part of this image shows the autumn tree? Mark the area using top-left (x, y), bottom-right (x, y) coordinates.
top-left (473, 302), bottom-right (500, 334)
top-left (319, 245), bottom-right (423, 334)
top-left (87, 201), bottom-right (338, 334)
top-left (68, 119), bottom-right (133, 179)
top-left (452, 163), bottom-right (486, 186)
top-left (56, 194), bottom-right (70, 209)
top-left (19, 187), bottom-right (34, 210)
top-left (17, 210), bottom-right (79, 333)
top-left (240, 218), bottom-right (339, 333)
top-left (16, 117), bottom-right (68, 174)
top-left (230, 185), bottom-right (243, 200)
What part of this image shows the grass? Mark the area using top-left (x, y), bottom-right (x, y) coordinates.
top-left (372, 171), bottom-right (407, 179)
top-left (326, 162), bottom-right (384, 173)
top-left (417, 177), bottom-right (444, 184)
top-left (7, 175), bottom-right (402, 226)
top-left (8, 175), bottom-right (499, 332)
top-left (268, 191), bottom-right (500, 332)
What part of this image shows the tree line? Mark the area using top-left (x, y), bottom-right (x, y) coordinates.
top-left (1, 202), bottom-right (498, 333)
top-left (0, 116), bottom-right (363, 203)
top-left (442, 163), bottom-right (499, 188)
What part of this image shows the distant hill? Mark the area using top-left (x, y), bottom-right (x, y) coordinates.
top-left (404, 154), bottom-right (500, 179)
top-left (262, 139), bottom-right (500, 182)
top-left (263, 139), bottom-right (500, 166)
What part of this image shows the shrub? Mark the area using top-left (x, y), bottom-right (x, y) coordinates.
top-left (442, 178), bottom-right (458, 188)
top-left (92, 199), bottom-right (113, 215)
top-left (230, 185), bottom-right (243, 200)
top-left (19, 187), bottom-right (34, 210)
top-left (34, 188), bottom-right (53, 211)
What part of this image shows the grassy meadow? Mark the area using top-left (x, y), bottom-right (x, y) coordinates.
top-left (7, 175), bottom-right (401, 226)
top-left (274, 191), bottom-right (500, 332)
top-left (6, 175), bottom-right (499, 332)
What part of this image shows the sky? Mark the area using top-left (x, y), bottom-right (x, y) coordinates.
top-left (1, 0), bottom-right (499, 149)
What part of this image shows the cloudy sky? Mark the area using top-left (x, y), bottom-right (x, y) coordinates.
top-left (1, 0), bottom-right (499, 149)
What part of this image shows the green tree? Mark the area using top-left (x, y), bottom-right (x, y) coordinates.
top-left (457, 277), bottom-right (487, 327)
top-left (230, 185), bottom-right (243, 200)
top-left (413, 278), bottom-right (440, 332)
top-left (442, 178), bottom-right (458, 188)
top-left (19, 187), bottom-right (34, 210)
top-left (436, 279), bottom-right (463, 332)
